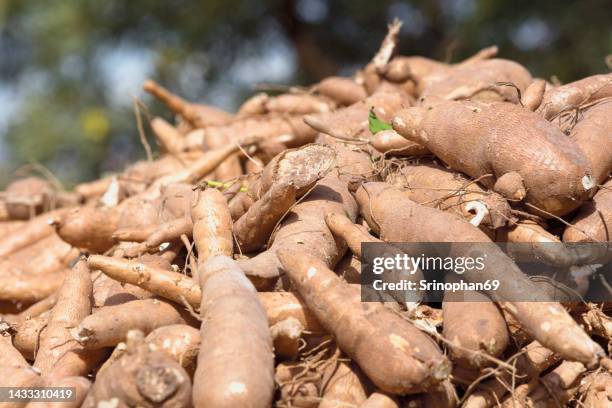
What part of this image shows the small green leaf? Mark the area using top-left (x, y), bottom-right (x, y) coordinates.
top-left (368, 108), bottom-right (392, 134)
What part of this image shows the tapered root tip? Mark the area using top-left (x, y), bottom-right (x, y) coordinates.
top-left (142, 79), bottom-right (158, 93)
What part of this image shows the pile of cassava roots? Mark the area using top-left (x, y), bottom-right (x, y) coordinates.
top-left (1, 21), bottom-right (611, 408)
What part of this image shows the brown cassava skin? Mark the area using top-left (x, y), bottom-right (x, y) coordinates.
top-left (538, 73), bottom-right (612, 120)
top-left (234, 182), bottom-right (296, 252)
top-left (151, 117), bottom-right (185, 155)
top-left (384, 56), bottom-right (448, 86)
top-left (0, 270), bottom-right (66, 303)
top-left (417, 59), bottom-right (531, 102)
top-left (335, 253), bottom-right (362, 283)
top-left (74, 177), bottom-right (114, 200)
top-left (277, 249), bottom-right (450, 395)
top-left (120, 217), bottom-right (192, 257)
top-left (228, 190), bottom-right (255, 220)
top-left (71, 298), bottom-right (186, 349)
top-left (319, 361), bottom-right (369, 408)
top-left (244, 155), bottom-right (264, 174)
top-left (269, 317), bottom-right (303, 358)
top-left (0, 325), bottom-right (42, 393)
top-left (387, 160), bottom-right (511, 229)
top-left (405, 379), bottom-right (458, 408)
top-left (27, 376), bottom-right (91, 408)
top-left (12, 312), bottom-right (49, 360)
top-left (235, 92), bottom-right (268, 118)
top-left (1, 330), bottom-right (30, 368)
top-left (258, 291), bottom-right (324, 334)
top-left (88, 255), bottom-right (201, 308)
top-left (265, 93), bottom-right (333, 115)
top-left (382, 46), bottom-right (498, 86)
top-left (492, 174), bottom-right (525, 205)
top-left (1, 177), bottom-right (62, 220)
top-left (568, 100), bottom-right (612, 184)
top-left (355, 182), bottom-right (604, 367)
top-left (143, 217), bottom-right (192, 249)
top-left (324, 212), bottom-right (425, 302)
top-left (87, 255), bottom-right (325, 333)
top-left (95, 325), bottom-right (200, 378)
top-left (275, 361), bottom-right (319, 407)
top-left (124, 154), bottom-right (201, 190)
top-left (237, 139), bottom-right (371, 289)
top-left (145, 136), bottom-right (257, 195)
top-left (324, 212), bottom-right (380, 258)
top-left (563, 178), bottom-right (612, 243)
top-left (578, 371), bottom-right (612, 408)
top-left (442, 283), bottom-right (509, 369)
top-left (370, 129), bottom-right (429, 156)
top-left (238, 172), bottom-right (359, 289)
top-left (160, 182), bottom-right (193, 219)
top-left (1, 177), bottom-right (78, 221)
top-left (521, 79), bottom-right (547, 111)
top-left (307, 92), bottom-right (411, 146)
top-left (33, 260), bottom-right (92, 375)
top-left (0, 367), bottom-right (43, 404)
top-left (3, 233), bottom-right (78, 277)
top-left (372, 80), bottom-right (417, 102)
top-left (193, 255), bottom-right (274, 408)
top-left (237, 93), bottom-right (403, 287)
top-left (190, 188), bottom-right (233, 263)
top-left (500, 360), bottom-right (585, 408)
top-left (251, 143), bottom-right (337, 199)
top-left (203, 125), bottom-right (243, 182)
top-left (393, 98), bottom-right (595, 217)
top-left (580, 307), bottom-right (612, 340)
top-left (498, 220), bottom-right (577, 267)
top-left (46, 348), bottom-right (108, 382)
top-left (316, 76), bottom-right (367, 106)
top-left (463, 341), bottom-right (559, 408)
top-left (91, 270), bottom-right (153, 308)
top-left (143, 79), bottom-right (232, 128)
top-left (145, 324), bottom-right (200, 374)
top-left (55, 205), bottom-right (121, 253)
top-left (16, 293), bottom-right (58, 321)
top-left (83, 330), bottom-right (192, 408)
top-left (0, 220), bottom-right (25, 235)
top-left (0, 208), bottom-right (65, 257)
top-left (355, 182), bottom-right (536, 296)
top-left (196, 114), bottom-right (317, 152)
top-left (359, 392), bottom-right (400, 408)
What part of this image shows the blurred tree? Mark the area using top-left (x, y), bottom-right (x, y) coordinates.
top-left (0, 0), bottom-right (610, 187)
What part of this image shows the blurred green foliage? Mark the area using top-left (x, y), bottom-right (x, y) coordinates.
top-left (0, 0), bottom-right (610, 187)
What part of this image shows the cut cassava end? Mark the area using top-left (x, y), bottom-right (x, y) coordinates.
top-left (0, 208), bottom-right (66, 257)
top-left (234, 181), bottom-right (296, 253)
